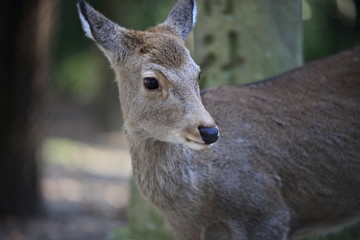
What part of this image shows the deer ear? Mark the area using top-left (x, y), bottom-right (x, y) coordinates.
top-left (77, 0), bottom-right (124, 60)
top-left (162, 0), bottom-right (197, 40)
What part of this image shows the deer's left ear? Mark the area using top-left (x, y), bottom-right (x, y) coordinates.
top-left (161, 0), bottom-right (197, 40)
top-left (77, 0), bottom-right (126, 62)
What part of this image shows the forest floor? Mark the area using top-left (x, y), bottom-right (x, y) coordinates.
top-left (0, 95), bottom-right (131, 240)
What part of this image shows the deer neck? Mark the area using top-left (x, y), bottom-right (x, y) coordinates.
top-left (125, 125), bottom-right (196, 208)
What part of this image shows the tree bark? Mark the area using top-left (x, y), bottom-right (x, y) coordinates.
top-left (195, 0), bottom-right (302, 88)
top-left (0, 0), bottom-right (56, 216)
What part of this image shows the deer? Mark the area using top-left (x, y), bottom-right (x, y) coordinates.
top-left (77, 0), bottom-right (360, 239)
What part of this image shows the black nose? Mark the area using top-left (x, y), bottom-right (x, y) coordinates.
top-left (198, 126), bottom-right (219, 144)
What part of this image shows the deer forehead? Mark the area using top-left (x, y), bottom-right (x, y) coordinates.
top-left (122, 28), bottom-right (194, 69)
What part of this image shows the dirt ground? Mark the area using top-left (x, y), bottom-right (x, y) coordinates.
top-left (0, 95), bottom-right (131, 240)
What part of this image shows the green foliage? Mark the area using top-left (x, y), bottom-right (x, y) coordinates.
top-left (303, 0), bottom-right (360, 62)
top-left (118, 0), bottom-right (171, 30)
top-left (53, 0), bottom-right (103, 103)
top-left (54, 50), bottom-right (103, 103)
top-left (107, 227), bottom-right (132, 240)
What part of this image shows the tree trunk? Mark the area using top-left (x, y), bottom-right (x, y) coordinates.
top-left (0, 0), bottom-right (56, 216)
top-left (194, 0), bottom-right (302, 88)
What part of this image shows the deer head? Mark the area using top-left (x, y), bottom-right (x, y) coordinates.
top-left (77, 0), bottom-right (219, 150)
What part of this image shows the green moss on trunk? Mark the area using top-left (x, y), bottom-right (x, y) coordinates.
top-left (194, 0), bottom-right (303, 88)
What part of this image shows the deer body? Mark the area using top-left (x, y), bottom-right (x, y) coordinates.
top-left (77, 0), bottom-right (360, 239)
top-left (129, 48), bottom-right (360, 240)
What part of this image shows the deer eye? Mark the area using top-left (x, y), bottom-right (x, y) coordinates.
top-left (144, 77), bottom-right (159, 90)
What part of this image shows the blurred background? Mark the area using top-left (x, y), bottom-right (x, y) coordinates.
top-left (0, 0), bottom-right (359, 239)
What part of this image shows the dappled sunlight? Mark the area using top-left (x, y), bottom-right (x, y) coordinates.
top-left (43, 178), bottom-right (83, 202)
top-left (336, 0), bottom-right (357, 21)
top-left (42, 177), bottom-right (129, 210)
top-left (40, 137), bottom-right (131, 219)
top-left (302, 0), bottom-right (312, 20)
top-left (42, 137), bottom-right (132, 178)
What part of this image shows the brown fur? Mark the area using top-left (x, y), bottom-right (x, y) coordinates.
top-left (114, 28), bottom-right (187, 68)
top-left (201, 48), bottom-right (360, 237)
